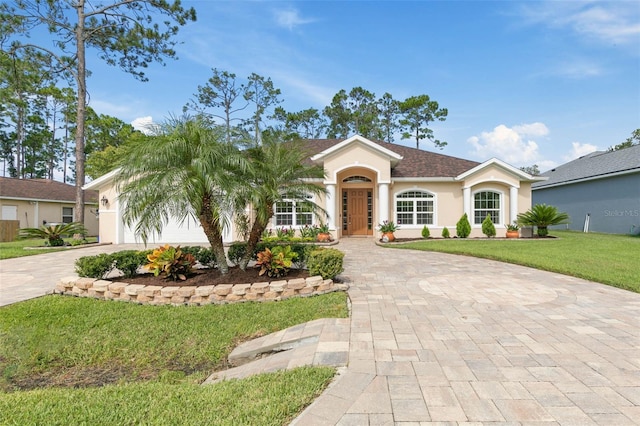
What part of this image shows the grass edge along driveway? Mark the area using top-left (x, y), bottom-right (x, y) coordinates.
top-left (391, 230), bottom-right (639, 293)
top-left (0, 292), bottom-right (348, 425)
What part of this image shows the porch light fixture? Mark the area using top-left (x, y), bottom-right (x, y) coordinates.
top-left (101, 195), bottom-right (109, 206)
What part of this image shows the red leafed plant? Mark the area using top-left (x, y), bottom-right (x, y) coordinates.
top-left (145, 244), bottom-right (196, 281)
top-left (255, 245), bottom-right (297, 278)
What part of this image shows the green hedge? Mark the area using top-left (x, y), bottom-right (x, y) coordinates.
top-left (307, 248), bottom-right (344, 280)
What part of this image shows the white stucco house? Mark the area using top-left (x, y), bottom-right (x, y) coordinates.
top-left (84, 135), bottom-right (545, 244)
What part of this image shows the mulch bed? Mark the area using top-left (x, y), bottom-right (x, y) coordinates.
top-left (114, 267), bottom-right (310, 287)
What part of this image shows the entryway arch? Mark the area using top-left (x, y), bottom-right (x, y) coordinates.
top-left (337, 167), bottom-right (376, 237)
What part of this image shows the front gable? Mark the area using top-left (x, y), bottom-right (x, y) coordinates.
top-left (310, 135), bottom-right (402, 184)
top-left (456, 158), bottom-right (546, 188)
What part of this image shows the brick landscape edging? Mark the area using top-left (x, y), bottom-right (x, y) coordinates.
top-left (55, 275), bottom-right (347, 306)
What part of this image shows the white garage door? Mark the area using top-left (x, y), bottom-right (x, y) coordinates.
top-left (123, 217), bottom-right (233, 244)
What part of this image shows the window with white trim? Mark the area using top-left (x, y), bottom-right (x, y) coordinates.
top-left (473, 191), bottom-right (500, 224)
top-left (274, 196), bottom-right (313, 227)
top-left (395, 190), bottom-right (434, 226)
top-left (62, 207), bottom-right (73, 223)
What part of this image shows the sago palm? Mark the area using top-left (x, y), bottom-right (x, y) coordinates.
top-left (517, 204), bottom-right (570, 237)
top-left (19, 222), bottom-right (87, 246)
top-left (116, 116), bottom-right (246, 274)
top-left (235, 137), bottom-right (326, 271)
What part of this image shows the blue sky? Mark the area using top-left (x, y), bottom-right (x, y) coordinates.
top-left (82, 0), bottom-right (639, 172)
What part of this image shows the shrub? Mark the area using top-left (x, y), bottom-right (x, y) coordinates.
top-left (442, 227), bottom-right (450, 238)
top-left (227, 242), bottom-right (247, 265)
top-left (144, 245), bottom-right (196, 281)
top-left (481, 214), bottom-right (496, 238)
top-left (255, 245), bottom-right (297, 278)
top-left (111, 250), bottom-right (150, 278)
top-left (290, 244), bottom-right (313, 269)
top-left (181, 246), bottom-right (215, 268)
top-left (69, 237), bottom-right (88, 246)
top-left (75, 253), bottom-right (115, 279)
top-left (456, 213), bottom-right (471, 238)
top-left (307, 248), bottom-right (344, 280)
top-left (421, 225), bottom-right (430, 239)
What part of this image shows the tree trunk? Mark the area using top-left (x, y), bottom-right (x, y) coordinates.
top-left (239, 217), bottom-right (266, 271)
top-left (15, 104), bottom-right (24, 178)
top-left (74, 0), bottom-right (86, 224)
top-left (239, 204), bottom-right (273, 271)
top-left (199, 199), bottom-right (229, 274)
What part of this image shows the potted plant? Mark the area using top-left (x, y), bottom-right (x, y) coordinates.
top-left (378, 220), bottom-right (398, 242)
top-left (316, 223), bottom-right (332, 242)
top-left (506, 222), bottom-right (519, 238)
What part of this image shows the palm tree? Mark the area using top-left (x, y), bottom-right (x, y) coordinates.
top-left (236, 137), bottom-right (326, 271)
top-left (517, 204), bottom-right (570, 237)
top-left (116, 116), bottom-right (245, 274)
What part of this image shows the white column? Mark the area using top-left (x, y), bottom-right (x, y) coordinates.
top-left (326, 184), bottom-right (336, 230)
top-left (509, 186), bottom-right (518, 226)
top-left (463, 187), bottom-right (471, 219)
top-left (378, 183), bottom-right (389, 223)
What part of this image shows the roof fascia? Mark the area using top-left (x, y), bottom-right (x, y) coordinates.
top-left (83, 168), bottom-right (120, 190)
top-left (392, 177), bottom-right (457, 183)
top-left (0, 195), bottom-right (98, 204)
top-left (533, 168), bottom-right (640, 190)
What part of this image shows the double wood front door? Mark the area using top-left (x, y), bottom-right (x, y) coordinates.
top-left (342, 189), bottom-right (373, 236)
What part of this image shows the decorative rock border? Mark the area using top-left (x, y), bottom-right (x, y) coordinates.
top-left (55, 275), bottom-right (348, 306)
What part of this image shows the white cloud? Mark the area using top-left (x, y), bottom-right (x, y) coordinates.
top-left (558, 62), bottom-right (603, 79)
top-left (274, 8), bottom-right (315, 30)
top-left (564, 141), bottom-right (599, 161)
top-left (131, 116), bottom-right (156, 135)
top-left (467, 122), bottom-right (549, 165)
top-left (519, 1), bottom-right (640, 46)
top-left (89, 99), bottom-right (133, 117)
top-left (512, 122), bottom-right (550, 137)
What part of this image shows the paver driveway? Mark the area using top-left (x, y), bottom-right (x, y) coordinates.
top-left (1, 238), bottom-right (639, 424)
top-left (292, 238), bottom-right (640, 425)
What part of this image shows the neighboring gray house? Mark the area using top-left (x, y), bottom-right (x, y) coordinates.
top-left (532, 145), bottom-right (640, 235)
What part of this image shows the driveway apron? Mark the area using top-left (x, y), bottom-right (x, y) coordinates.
top-left (0, 243), bottom-right (148, 306)
top-left (292, 237), bottom-right (640, 425)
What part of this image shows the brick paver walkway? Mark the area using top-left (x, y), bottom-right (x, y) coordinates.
top-left (292, 238), bottom-right (640, 425)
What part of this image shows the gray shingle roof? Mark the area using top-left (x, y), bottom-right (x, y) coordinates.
top-left (532, 145), bottom-right (640, 189)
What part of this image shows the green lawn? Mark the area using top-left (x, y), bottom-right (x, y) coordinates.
top-left (0, 292), bottom-right (348, 424)
top-left (0, 237), bottom-right (98, 260)
top-left (393, 230), bottom-right (640, 293)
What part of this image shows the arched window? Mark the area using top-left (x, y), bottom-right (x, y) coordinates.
top-left (274, 195), bottom-right (314, 227)
top-left (395, 190), bottom-right (435, 226)
top-left (342, 175), bottom-right (372, 183)
top-left (473, 191), bottom-right (500, 224)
